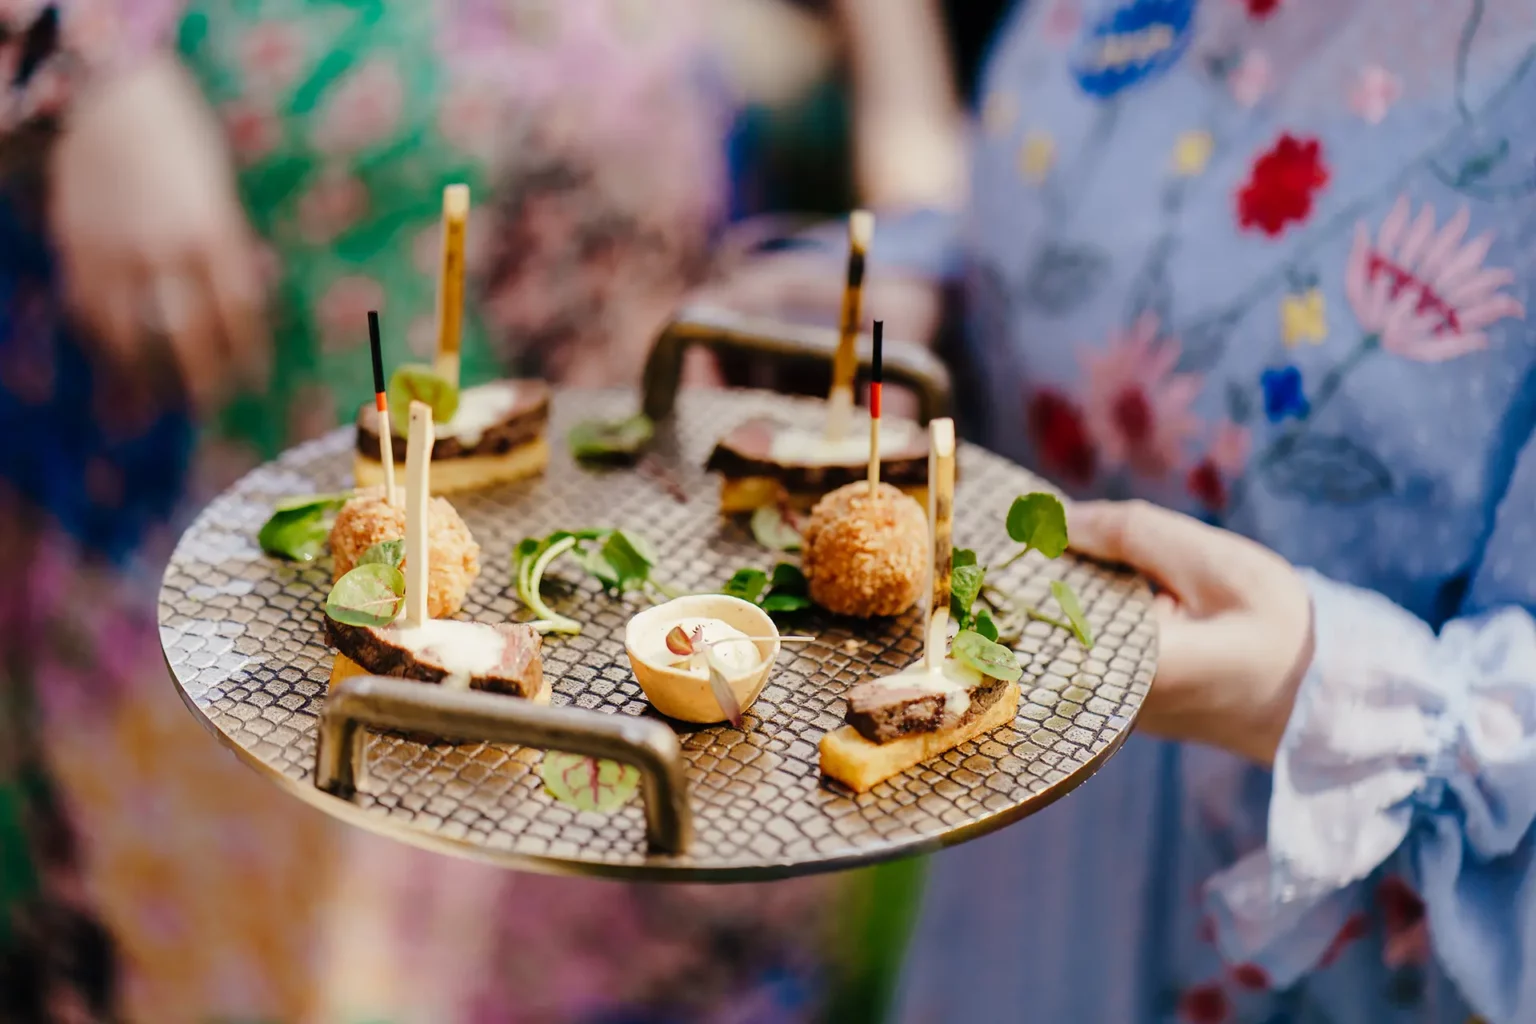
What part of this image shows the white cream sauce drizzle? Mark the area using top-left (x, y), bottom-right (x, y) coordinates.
top-left (436, 383), bottom-right (523, 447)
top-left (387, 618), bottom-right (505, 677)
top-left (767, 417), bottom-right (923, 466)
top-left (634, 616), bottom-right (762, 680)
top-left (868, 659), bottom-right (986, 721)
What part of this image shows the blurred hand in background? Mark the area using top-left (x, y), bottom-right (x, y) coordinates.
top-left (49, 53), bottom-right (267, 415)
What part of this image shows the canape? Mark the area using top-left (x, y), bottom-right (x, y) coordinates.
top-left (801, 480), bottom-right (927, 618)
top-left (352, 379), bottom-right (551, 495)
top-left (625, 594), bottom-right (781, 724)
top-left (328, 486), bottom-right (480, 619)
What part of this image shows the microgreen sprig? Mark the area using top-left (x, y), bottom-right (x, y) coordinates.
top-left (513, 527), bottom-right (679, 635)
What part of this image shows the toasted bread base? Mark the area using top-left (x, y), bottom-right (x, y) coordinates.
top-left (354, 435), bottom-right (549, 495)
top-left (820, 682), bottom-right (1020, 793)
top-left (719, 476), bottom-right (929, 514)
top-left (329, 653), bottom-right (553, 705)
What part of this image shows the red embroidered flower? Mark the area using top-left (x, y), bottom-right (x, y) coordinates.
top-left (1319, 912), bottom-right (1371, 967)
top-left (1187, 459), bottom-right (1226, 510)
top-left (1178, 983), bottom-right (1232, 1024)
top-left (1027, 389), bottom-right (1098, 487)
top-left (1187, 421), bottom-right (1251, 511)
top-left (1245, 0), bottom-right (1281, 18)
top-left (1237, 134), bottom-right (1329, 237)
top-left (1377, 875), bottom-right (1431, 967)
top-left (1228, 962), bottom-right (1271, 991)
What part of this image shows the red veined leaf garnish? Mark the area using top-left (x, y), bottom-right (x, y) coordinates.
top-left (540, 752), bottom-right (641, 812)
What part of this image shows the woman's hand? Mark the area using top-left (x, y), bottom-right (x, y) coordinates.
top-left (1067, 499), bottom-right (1315, 766)
top-left (48, 54), bottom-right (268, 414)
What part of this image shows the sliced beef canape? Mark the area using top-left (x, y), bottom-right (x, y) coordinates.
top-left (845, 675), bottom-right (1013, 744)
top-left (706, 415), bottom-right (930, 511)
top-left (325, 616), bottom-right (544, 699)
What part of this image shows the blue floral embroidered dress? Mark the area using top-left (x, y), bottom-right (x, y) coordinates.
top-left (876, 1), bottom-right (1536, 1022)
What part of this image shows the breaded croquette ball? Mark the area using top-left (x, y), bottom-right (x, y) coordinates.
top-left (801, 482), bottom-right (927, 618)
top-left (329, 487), bottom-right (480, 618)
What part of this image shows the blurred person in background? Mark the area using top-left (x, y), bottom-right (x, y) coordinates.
top-left (709, 1), bottom-right (1536, 1022)
top-left (0, 1), bottom-right (958, 1021)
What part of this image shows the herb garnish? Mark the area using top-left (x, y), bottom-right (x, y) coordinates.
top-left (722, 562), bottom-right (813, 615)
top-left (951, 628), bottom-right (1023, 682)
top-left (325, 562), bottom-right (406, 627)
top-left (568, 414), bottom-right (654, 462)
top-left (388, 364), bottom-right (458, 435)
top-left (540, 751), bottom-right (641, 812)
top-left (989, 493), bottom-right (1094, 648)
top-left (258, 492), bottom-right (352, 562)
top-left (750, 504), bottom-right (803, 552)
top-left (513, 528), bottom-right (677, 635)
top-left (356, 539), bottom-right (404, 570)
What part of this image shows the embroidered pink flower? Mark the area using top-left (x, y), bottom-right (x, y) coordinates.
top-left (1187, 420), bottom-right (1251, 510)
top-left (1345, 195), bottom-right (1526, 362)
top-left (222, 100), bottom-right (281, 165)
top-left (440, 79), bottom-right (506, 163)
top-left (312, 59), bottom-right (404, 155)
top-left (297, 170), bottom-right (369, 245)
top-left (240, 21), bottom-right (307, 95)
top-left (1228, 50), bottom-right (1272, 108)
top-left (1080, 314), bottom-right (1203, 479)
top-left (1043, 1), bottom-right (1081, 44)
top-left (1377, 876), bottom-right (1431, 968)
top-left (1350, 65), bottom-right (1402, 125)
top-left (317, 275), bottom-right (385, 352)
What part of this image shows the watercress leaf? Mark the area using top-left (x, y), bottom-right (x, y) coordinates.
top-left (357, 539), bottom-right (404, 570)
top-left (952, 547), bottom-right (978, 569)
top-left (539, 752), bottom-right (641, 812)
top-left (722, 568), bottom-right (769, 604)
top-left (769, 562), bottom-right (809, 595)
top-left (325, 563), bottom-right (406, 627)
top-left (750, 505), bottom-right (803, 552)
top-left (567, 414), bottom-right (654, 462)
top-left (950, 563), bottom-right (987, 623)
top-left (514, 537), bottom-right (541, 567)
top-left (388, 363), bottom-right (459, 434)
top-left (601, 529), bottom-right (654, 590)
top-left (1006, 492), bottom-right (1069, 558)
top-left (572, 546), bottom-right (621, 590)
top-left (1050, 580), bottom-right (1095, 649)
top-left (258, 493), bottom-right (351, 562)
top-left (761, 592), bottom-right (813, 614)
top-left (951, 629), bottom-right (1022, 683)
top-left (571, 528), bottom-right (610, 541)
top-left (974, 607), bottom-right (1000, 643)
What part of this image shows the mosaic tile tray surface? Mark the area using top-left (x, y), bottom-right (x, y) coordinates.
top-left (159, 388), bottom-right (1157, 880)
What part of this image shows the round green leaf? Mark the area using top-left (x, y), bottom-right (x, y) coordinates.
top-left (1006, 492), bottom-right (1069, 558)
top-left (950, 629), bottom-right (1022, 682)
top-left (388, 363), bottom-right (459, 434)
top-left (258, 492), bottom-right (351, 562)
top-left (540, 752), bottom-right (641, 812)
top-left (357, 539), bottom-right (404, 570)
top-left (325, 563), bottom-right (406, 627)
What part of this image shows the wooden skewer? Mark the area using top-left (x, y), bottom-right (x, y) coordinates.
top-left (867, 319), bottom-right (884, 494)
top-left (925, 418), bottom-right (956, 671)
top-left (404, 400), bottom-right (435, 628)
top-left (367, 310), bottom-right (399, 507)
top-left (433, 184), bottom-right (470, 390)
top-left (826, 209), bottom-right (874, 441)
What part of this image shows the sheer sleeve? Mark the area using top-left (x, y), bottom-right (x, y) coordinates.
top-left (1203, 425), bottom-right (1536, 1024)
top-left (0, 1), bottom-right (181, 135)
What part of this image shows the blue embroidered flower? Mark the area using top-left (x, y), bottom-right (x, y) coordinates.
top-left (1071, 0), bottom-right (1195, 99)
top-left (1261, 366), bottom-right (1310, 422)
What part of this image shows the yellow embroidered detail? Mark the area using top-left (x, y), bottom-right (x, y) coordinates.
top-left (982, 90), bottom-right (1018, 136)
top-left (1172, 130), bottom-right (1213, 177)
top-left (1281, 289), bottom-right (1328, 348)
top-left (1019, 133), bottom-right (1056, 184)
top-left (1087, 24), bottom-right (1175, 72)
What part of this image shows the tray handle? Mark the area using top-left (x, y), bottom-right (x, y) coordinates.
top-left (641, 304), bottom-right (952, 424)
top-left (315, 676), bottom-right (692, 855)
